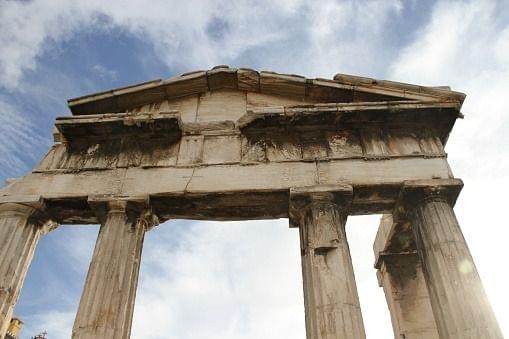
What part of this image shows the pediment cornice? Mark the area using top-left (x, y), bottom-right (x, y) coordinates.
top-left (68, 66), bottom-right (465, 116)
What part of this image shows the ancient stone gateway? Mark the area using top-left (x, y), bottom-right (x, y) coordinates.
top-left (0, 66), bottom-right (503, 339)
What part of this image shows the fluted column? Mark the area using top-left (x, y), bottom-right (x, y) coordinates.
top-left (0, 201), bottom-right (56, 338)
top-left (290, 185), bottom-right (365, 339)
top-left (72, 199), bottom-right (158, 339)
top-left (400, 179), bottom-right (503, 339)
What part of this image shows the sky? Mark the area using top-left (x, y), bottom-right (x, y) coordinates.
top-left (0, 0), bottom-right (508, 338)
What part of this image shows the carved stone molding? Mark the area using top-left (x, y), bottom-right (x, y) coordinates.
top-left (288, 183), bottom-right (353, 228)
top-left (87, 195), bottom-right (158, 229)
top-left (135, 209), bottom-right (159, 232)
top-left (392, 178), bottom-right (463, 222)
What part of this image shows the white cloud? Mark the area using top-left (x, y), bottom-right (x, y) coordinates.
top-left (57, 225), bottom-right (100, 272)
top-left (132, 219), bottom-right (306, 339)
top-left (16, 218), bottom-right (392, 339)
top-left (1, 0), bottom-right (408, 89)
top-left (303, 0), bottom-right (403, 77)
top-left (132, 217), bottom-right (392, 339)
top-left (21, 310), bottom-right (75, 339)
top-left (0, 95), bottom-right (47, 179)
top-left (0, 0), bottom-right (286, 87)
top-left (0, 0), bottom-right (92, 88)
top-left (91, 64), bottom-right (118, 81)
top-left (345, 216), bottom-right (393, 339)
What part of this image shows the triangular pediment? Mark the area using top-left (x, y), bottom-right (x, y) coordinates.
top-left (67, 66), bottom-right (465, 116)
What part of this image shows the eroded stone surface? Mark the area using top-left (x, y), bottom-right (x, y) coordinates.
top-left (378, 254), bottom-right (439, 339)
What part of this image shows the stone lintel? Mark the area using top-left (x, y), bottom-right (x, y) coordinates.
top-left (288, 184), bottom-right (353, 228)
top-left (1, 155), bottom-right (456, 224)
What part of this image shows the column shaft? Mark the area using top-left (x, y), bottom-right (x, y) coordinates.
top-left (378, 254), bottom-right (438, 339)
top-left (72, 203), bottom-right (149, 339)
top-left (0, 204), bottom-right (43, 338)
top-left (412, 198), bottom-right (503, 338)
top-left (299, 201), bottom-right (365, 339)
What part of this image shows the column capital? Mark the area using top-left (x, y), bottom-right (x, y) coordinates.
top-left (289, 184), bottom-right (353, 228)
top-left (0, 195), bottom-right (44, 216)
top-left (0, 195), bottom-right (57, 232)
top-left (393, 179), bottom-right (463, 221)
top-left (0, 202), bottom-right (39, 217)
top-left (87, 195), bottom-right (159, 229)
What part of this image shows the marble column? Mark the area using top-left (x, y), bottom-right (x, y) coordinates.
top-left (0, 201), bottom-right (56, 338)
top-left (290, 185), bottom-right (365, 339)
top-left (401, 179), bottom-right (503, 339)
top-left (72, 199), bottom-right (158, 339)
top-left (377, 254), bottom-right (439, 339)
